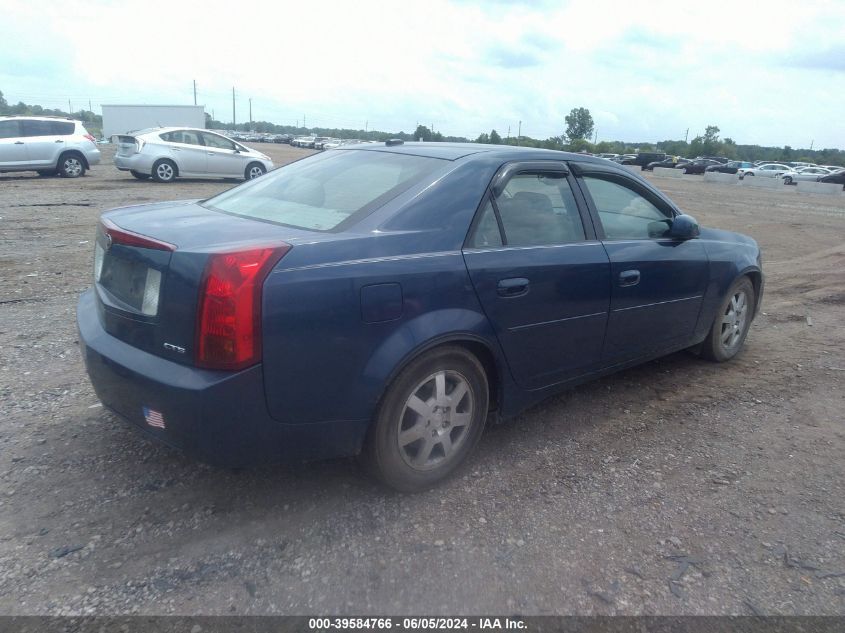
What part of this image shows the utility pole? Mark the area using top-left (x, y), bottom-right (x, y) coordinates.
top-left (517, 120), bottom-right (522, 146)
top-left (685, 128), bottom-right (689, 143)
top-left (193, 80), bottom-right (197, 106)
top-left (507, 125), bottom-right (511, 143)
top-left (232, 87), bottom-right (236, 128)
top-left (68, 99), bottom-right (72, 115)
top-left (249, 98), bottom-right (252, 127)
top-left (810, 139), bottom-right (814, 150)
top-left (303, 114), bottom-right (306, 129)
top-left (88, 99), bottom-right (92, 112)
top-left (594, 129), bottom-right (598, 144)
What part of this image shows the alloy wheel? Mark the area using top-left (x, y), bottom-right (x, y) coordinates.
top-left (720, 290), bottom-right (748, 349)
top-left (156, 163), bottom-right (174, 181)
top-left (397, 370), bottom-right (474, 471)
top-left (63, 157), bottom-right (82, 177)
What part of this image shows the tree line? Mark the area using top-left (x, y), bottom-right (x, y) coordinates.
top-left (2, 91), bottom-right (841, 166)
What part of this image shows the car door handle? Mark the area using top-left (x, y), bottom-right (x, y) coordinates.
top-left (207, 152), bottom-right (215, 156)
top-left (54, 139), bottom-right (63, 143)
top-left (14, 141), bottom-right (24, 145)
top-left (497, 277), bottom-right (529, 297)
top-left (619, 270), bottom-right (640, 287)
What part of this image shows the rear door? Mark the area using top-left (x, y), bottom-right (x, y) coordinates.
top-left (0, 120), bottom-right (28, 167)
top-left (21, 119), bottom-right (64, 166)
top-left (463, 161), bottom-right (611, 390)
top-left (574, 165), bottom-right (709, 362)
top-left (201, 131), bottom-right (245, 176)
top-left (161, 130), bottom-right (207, 175)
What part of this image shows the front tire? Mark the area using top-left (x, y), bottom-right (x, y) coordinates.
top-left (152, 159), bottom-right (177, 183)
top-left (700, 277), bottom-right (755, 362)
top-left (58, 153), bottom-right (85, 178)
top-left (363, 346), bottom-right (489, 492)
top-left (245, 162), bottom-right (266, 180)
top-left (783, 176), bottom-right (793, 185)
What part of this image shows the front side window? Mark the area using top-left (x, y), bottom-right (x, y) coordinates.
top-left (0, 120), bottom-right (20, 139)
top-left (581, 175), bottom-right (672, 240)
top-left (203, 150), bottom-right (444, 231)
top-left (493, 173), bottom-right (585, 246)
top-left (202, 132), bottom-right (235, 150)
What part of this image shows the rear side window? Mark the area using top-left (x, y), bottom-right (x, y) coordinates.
top-left (203, 150), bottom-right (444, 231)
top-left (495, 173), bottom-right (585, 246)
top-left (21, 120), bottom-right (54, 137)
top-left (0, 120), bottom-right (20, 138)
top-left (51, 121), bottom-right (74, 135)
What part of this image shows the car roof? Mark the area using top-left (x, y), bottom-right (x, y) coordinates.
top-left (337, 141), bottom-right (613, 165)
top-left (0, 115), bottom-right (79, 123)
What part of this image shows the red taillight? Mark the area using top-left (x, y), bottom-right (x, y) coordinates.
top-left (84, 133), bottom-right (96, 143)
top-left (100, 217), bottom-right (176, 251)
top-left (196, 244), bottom-right (291, 370)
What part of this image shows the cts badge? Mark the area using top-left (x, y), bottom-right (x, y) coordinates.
top-left (163, 342), bottom-right (186, 354)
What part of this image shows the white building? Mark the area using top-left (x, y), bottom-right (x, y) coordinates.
top-left (102, 105), bottom-right (205, 138)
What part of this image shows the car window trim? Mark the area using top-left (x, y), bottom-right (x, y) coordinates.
top-left (464, 160), bottom-right (595, 250)
top-left (570, 164), bottom-right (679, 242)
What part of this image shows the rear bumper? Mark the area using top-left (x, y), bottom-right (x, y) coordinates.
top-left (84, 148), bottom-right (102, 167)
top-left (77, 289), bottom-right (368, 467)
top-left (113, 153), bottom-right (155, 173)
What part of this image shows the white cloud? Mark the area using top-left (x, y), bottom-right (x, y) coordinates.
top-left (1, 0), bottom-right (843, 147)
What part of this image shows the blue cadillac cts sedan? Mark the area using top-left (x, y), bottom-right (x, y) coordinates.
top-left (77, 142), bottom-right (763, 491)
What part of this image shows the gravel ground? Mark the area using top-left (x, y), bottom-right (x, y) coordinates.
top-left (0, 146), bottom-right (843, 616)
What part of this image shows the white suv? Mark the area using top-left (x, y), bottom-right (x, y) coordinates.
top-left (0, 116), bottom-right (101, 178)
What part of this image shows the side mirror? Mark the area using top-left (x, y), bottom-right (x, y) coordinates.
top-left (669, 214), bottom-right (700, 240)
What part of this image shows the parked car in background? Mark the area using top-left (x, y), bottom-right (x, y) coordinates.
top-left (780, 166), bottom-right (833, 185)
top-left (612, 154), bottom-right (638, 165)
top-left (644, 157), bottom-right (690, 171)
top-left (737, 163), bottom-right (791, 179)
top-left (0, 115), bottom-right (101, 177)
top-left (596, 153), bottom-right (619, 160)
top-left (683, 159), bottom-right (723, 175)
top-left (705, 161), bottom-right (753, 174)
top-left (818, 169), bottom-right (845, 187)
top-left (112, 127), bottom-right (273, 182)
top-left (274, 134), bottom-right (293, 144)
top-left (292, 136), bottom-right (315, 148)
top-left (636, 152), bottom-right (667, 169)
top-left (78, 141), bottom-right (763, 491)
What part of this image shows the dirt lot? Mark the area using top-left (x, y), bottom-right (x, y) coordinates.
top-left (0, 146), bottom-right (843, 616)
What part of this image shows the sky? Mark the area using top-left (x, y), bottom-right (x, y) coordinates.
top-left (1, 0), bottom-right (844, 149)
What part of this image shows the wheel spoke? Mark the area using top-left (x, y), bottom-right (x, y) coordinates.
top-left (720, 327), bottom-right (733, 344)
top-left (413, 437), bottom-right (435, 466)
top-left (399, 423), bottom-right (426, 447)
top-left (439, 433), bottom-right (453, 457)
top-left (406, 394), bottom-right (431, 418)
top-left (435, 371), bottom-right (446, 401)
top-left (736, 293), bottom-right (746, 312)
top-left (449, 381), bottom-right (468, 407)
top-left (451, 411), bottom-right (471, 428)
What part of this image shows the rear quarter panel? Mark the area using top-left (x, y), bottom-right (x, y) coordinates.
top-left (261, 249), bottom-right (505, 425)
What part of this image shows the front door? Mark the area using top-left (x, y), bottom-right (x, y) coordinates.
top-left (201, 131), bottom-right (244, 177)
top-left (576, 169), bottom-right (709, 362)
top-left (0, 120), bottom-right (28, 167)
top-left (463, 162), bottom-right (611, 390)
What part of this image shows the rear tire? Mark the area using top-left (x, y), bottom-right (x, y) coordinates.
top-left (58, 153), bottom-right (85, 178)
top-left (783, 176), bottom-right (793, 185)
top-left (152, 159), bottom-right (177, 183)
top-left (245, 162), bottom-right (266, 180)
top-left (363, 346), bottom-right (489, 492)
top-left (700, 277), bottom-right (755, 362)
top-left (130, 170), bottom-right (151, 180)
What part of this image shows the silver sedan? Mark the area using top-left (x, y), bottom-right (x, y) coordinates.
top-left (112, 127), bottom-right (273, 182)
top-left (779, 166), bottom-right (833, 185)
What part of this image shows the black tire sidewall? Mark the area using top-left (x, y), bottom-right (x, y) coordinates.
top-left (366, 346), bottom-right (489, 492)
top-left (703, 277), bottom-right (755, 362)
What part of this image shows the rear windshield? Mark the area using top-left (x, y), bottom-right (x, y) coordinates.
top-left (202, 150), bottom-right (445, 231)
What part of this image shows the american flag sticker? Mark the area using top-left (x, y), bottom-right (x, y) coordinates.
top-left (143, 406), bottom-right (166, 429)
